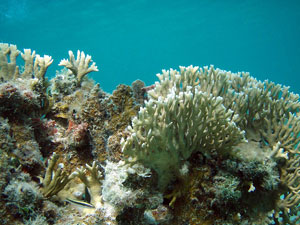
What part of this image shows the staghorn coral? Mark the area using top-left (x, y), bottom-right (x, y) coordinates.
top-left (42, 153), bottom-right (77, 198)
top-left (59, 50), bottom-right (98, 86)
top-left (0, 43), bottom-right (52, 119)
top-left (122, 65), bottom-right (300, 224)
top-left (75, 161), bottom-right (103, 209)
top-left (0, 43), bottom-right (20, 80)
top-left (277, 154), bottom-right (300, 223)
top-left (0, 43), bottom-right (49, 83)
top-left (21, 48), bottom-right (53, 80)
top-left (122, 66), bottom-right (246, 189)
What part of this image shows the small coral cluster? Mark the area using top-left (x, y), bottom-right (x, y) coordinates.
top-left (1, 43), bottom-right (300, 225)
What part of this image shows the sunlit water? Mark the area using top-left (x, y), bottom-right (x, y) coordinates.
top-left (0, 0), bottom-right (300, 94)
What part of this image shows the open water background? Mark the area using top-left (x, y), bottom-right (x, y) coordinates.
top-left (0, 0), bottom-right (300, 94)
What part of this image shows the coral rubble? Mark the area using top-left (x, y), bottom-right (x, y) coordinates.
top-left (0, 43), bottom-right (300, 225)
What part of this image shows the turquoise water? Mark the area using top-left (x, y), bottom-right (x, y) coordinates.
top-left (0, 0), bottom-right (300, 93)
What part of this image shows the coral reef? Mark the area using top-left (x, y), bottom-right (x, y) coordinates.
top-left (122, 65), bottom-right (300, 224)
top-left (1, 43), bottom-right (300, 225)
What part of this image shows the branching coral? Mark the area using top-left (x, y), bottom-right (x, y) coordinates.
top-left (122, 65), bottom-right (300, 224)
top-left (122, 66), bottom-right (246, 188)
top-left (59, 50), bottom-right (98, 86)
top-left (75, 161), bottom-right (102, 208)
top-left (278, 155), bottom-right (300, 223)
top-left (42, 153), bottom-right (77, 198)
top-left (21, 48), bottom-right (53, 80)
top-left (0, 43), bottom-right (20, 80)
top-left (0, 43), bottom-right (53, 82)
top-left (0, 43), bottom-right (53, 117)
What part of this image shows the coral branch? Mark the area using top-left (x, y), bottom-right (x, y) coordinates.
top-left (0, 44), bottom-right (53, 81)
top-left (42, 153), bottom-right (77, 198)
top-left (76, 161), bottom-right (102, 208)
top-left (59, 50), bottom-right (98, 85)
top-left (34, 54), bottom-right (53, 80)
top-left (0, 43), bottom-right (20, 80)
top-left (21, 48), bottom-right (36, 78)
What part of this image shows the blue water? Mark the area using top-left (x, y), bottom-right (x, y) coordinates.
top-left (0, 0), bottom-right (300, 94)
